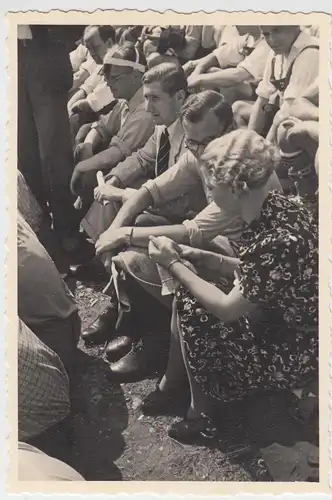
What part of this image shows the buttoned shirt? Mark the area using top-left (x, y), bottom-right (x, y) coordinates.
top-left (92, 87), bottom-right (155, 158)
top-left (111, 118), bottom-right (205, 220)
top-left (110, 118), bottom-right (186, 186)
top-left (214, 35), bottom-right (269, 84)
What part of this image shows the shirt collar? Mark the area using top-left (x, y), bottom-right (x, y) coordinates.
top-left (164, 118), bottom-right (181, 142)
top-left (128, 87), bottom-right (144, 113)
top-left (285, 30), bottom-right (318, 62)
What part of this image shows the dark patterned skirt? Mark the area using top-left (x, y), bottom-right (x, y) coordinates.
top-left (176, 284), bottom-right (318, 403)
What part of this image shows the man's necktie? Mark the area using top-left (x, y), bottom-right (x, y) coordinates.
top-left (155, 128), bottom-right (171, 177)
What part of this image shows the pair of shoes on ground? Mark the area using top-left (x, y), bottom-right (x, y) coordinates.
top-left (81, 306), bottom-right (169, 383)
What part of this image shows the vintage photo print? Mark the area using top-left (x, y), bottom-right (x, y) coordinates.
top-left (5, 9), bottom-right (331, 496)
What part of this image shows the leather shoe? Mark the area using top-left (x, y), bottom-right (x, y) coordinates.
top-left (109, 338), bottom-right (168, 383)
top-left (81, 305), bottom-right (118, 345)
top-left (105, 336), bottom-right (133, 363)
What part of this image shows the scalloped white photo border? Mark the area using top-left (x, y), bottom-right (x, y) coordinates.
top-left (2, 7), bottom-right (331, 499)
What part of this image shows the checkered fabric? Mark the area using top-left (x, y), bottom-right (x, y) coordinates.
top-left (18, 319), bottom-right (70, 441)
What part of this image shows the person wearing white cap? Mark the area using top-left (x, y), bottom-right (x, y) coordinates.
top-left (70, 43), bottom-right (154, 209)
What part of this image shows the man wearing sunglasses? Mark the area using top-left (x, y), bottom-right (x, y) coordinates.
top-left (70, 43), bottom-right (155, 209)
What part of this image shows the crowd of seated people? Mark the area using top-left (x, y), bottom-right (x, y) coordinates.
top-left (17, 23), bottom-right (319, 472)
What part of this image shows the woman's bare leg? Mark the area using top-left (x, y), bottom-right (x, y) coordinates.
top-left (158, 296), bottom-right (188, 392)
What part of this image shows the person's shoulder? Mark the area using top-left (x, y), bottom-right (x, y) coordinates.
top-left (292, 32), bottom-right (320, 58)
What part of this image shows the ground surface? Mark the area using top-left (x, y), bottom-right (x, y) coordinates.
top-left (65, 268), bottom-right (318, 482)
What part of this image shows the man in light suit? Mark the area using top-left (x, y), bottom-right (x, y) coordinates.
top-left (80, 63), bottom-right (205, 354)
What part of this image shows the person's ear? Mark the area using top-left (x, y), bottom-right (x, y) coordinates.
top-left (175, 89), bottom-right (186, 106)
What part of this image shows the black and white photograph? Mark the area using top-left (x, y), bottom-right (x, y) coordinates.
top-left (10, 13), bottom-right (326, 489)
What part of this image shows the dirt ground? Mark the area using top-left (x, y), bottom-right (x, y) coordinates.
top-left (66, 270), bottom-right (318, 482)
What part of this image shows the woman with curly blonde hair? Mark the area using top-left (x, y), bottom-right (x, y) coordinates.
top-left (143, 129), bottom-right (318, 444)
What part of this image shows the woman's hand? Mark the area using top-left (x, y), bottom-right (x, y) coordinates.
top-left (148, 236), bottom-right (182, 268)
top-left (179, 245), bottom-right (223, 270)
top-left (179, 245), bottom-right (205, 261)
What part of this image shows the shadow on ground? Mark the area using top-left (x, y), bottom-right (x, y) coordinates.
top-left (54, 277), bottom-right (319, 482)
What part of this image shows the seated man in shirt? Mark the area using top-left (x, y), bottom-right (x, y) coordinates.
top-left (69, 58), bottom-right (118, 148)
top-left (70, 43), bottom-right (155, 211)
top-left (82, 62), bottom-right (195, 244)
top-left (86, 93), bottom-right (281, 381)
top-left (80, 63), bottom-right (195, 345)
top-left (69, 25), bottom-right (116, 97)
top-left (68, 26), bottom-right (116, 139)
top-left (185, 26), bottom-right (270, 105)
top-left (245, 25), bottom-right (319, 141)
top-left (18, 212), bottom-right (81, 383)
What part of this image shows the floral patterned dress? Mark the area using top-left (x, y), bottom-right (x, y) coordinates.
top-left (176, 191), bottom-right (318, 402)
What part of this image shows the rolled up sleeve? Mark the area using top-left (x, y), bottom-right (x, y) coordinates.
top-left (142, 152), bottom-right (201, 206)
top-left (109, 109), bottom-right (154, 158)
top-left (86, 82), bottom-right (114, 113)
top-left (213, 38), bottom-right (244, 68)
top-left (92, 100), bottom-right (128, 143)
top-left (110, 131), bottom-right (157, 187)
top-left (183, 202), bottom-right (244, 248)
top-left (237, 40), bottom-right (270, 82)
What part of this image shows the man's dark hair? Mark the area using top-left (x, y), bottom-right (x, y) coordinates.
top-left (180, 90), bottom-right (233, 126)
top-left (98, 25), bottom-right (116, 43)
top-left (142, 62), bottom-right (188, 96)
